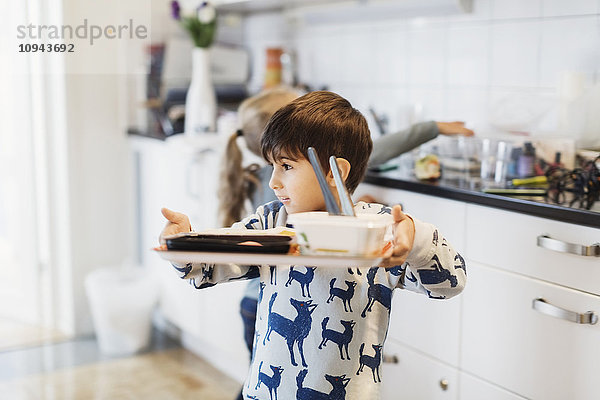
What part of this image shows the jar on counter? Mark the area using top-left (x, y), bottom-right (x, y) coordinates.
top-left (517, 142), bottom-right (536, 178)
top-left (264, 47), bottom-right (283, 89)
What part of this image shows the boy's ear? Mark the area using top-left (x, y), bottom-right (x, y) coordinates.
top-left (327, 158), bottom-right (351, 187)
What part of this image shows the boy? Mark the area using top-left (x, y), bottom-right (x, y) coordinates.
top-left (160, 91), bottom-right (466, 400)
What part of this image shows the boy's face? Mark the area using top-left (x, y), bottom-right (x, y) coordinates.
top-left (268, 154), bottom-right (328, 214)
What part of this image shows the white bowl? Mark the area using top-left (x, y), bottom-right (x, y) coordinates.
top-left (287, 212), bottom-right (393, 256)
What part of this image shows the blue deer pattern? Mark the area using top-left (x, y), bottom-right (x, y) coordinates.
top-left (356, 343), bottom-right (383, 383)
top-left (264, 293), bottom-right (317, 367)
top-left (454, 253), bottom-right (467, 275)
top-left (296, 369), bottom-right (350, 400)
top-left (417, 254), bottom-right (459, 287)
top-left (255, 361), bottom-right (284, 400)
top-left (327, 278), bottom-right (356, 312)
top-left (318, 317), bottom-right (355, 360)
top-left (286, 266), bottom-right (316, 297)
top-left (361, 267), bottom-right (392, 318)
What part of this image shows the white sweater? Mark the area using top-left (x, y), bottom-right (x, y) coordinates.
top-left (172, 201), bottom-right (466, 400)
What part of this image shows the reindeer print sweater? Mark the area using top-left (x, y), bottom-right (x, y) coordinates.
top-left (172, 201), bottom-right (466, 400)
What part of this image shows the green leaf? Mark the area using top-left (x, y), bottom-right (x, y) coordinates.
top-left (179, 16), bottom-right (216, 48)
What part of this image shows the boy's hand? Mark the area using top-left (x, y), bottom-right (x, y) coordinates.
top-left (159, 207), bottom-right (192, 244)
top-left (380, 204), bottom-right (415, 267)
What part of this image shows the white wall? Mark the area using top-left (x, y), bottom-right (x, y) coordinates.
top-left (60, 0), bottom-right (151, 334)
top-left (242, 0), bottom-right (600, 137)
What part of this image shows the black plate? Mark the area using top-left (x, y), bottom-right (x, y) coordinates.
top-left (165, 233), bottom-right (292, 253)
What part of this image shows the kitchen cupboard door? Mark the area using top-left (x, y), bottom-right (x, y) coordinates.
top-left (132, 136), bottom-right (226, 336)
top-left (388, 289), bottom-right (462, 367)
top-left (163, 137), bottom-right (222, 233)
top-left (459, 373), bottom-right (527, 400)
top-left (461, 262), bottom-right (600, 400)
top-left (465, 204), bottom-right (600, 295)
top-left (380, 339), bottom-right (458, 400)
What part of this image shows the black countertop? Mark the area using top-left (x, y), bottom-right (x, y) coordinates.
top-left (363, 169), bottom-right (600, 229)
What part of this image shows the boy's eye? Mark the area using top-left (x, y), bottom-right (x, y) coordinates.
top-left (282, 163), bottom-right (292, 170)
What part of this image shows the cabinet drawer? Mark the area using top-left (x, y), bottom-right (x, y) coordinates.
top-left (459, 372), bottom-right (527, 400)
top-left (461, 262), bottom-right (600, 400)
top-left (388, 289), bottom-right (462, 366)
top-left (381, 340), bottom-right (458, 400)
top-left (356, 185), bottom-right (466, 250)
top-left (465, 204), bottom-right (600, 295)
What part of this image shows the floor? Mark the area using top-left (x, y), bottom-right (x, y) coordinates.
top-left (0, 318), bottom-right (69, 352)
top-left (0, 329), bottom-right (241, 400)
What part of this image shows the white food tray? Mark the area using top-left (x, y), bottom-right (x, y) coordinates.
top-left (156, 250), bottom-right (384, 268)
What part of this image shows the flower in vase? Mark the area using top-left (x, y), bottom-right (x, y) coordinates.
top-left (170, 1), bottom-right (217, 48)
top-left (171, 0), bottom-right (181, 20)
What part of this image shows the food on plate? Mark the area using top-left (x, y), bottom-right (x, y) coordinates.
top-left (239, 241), bottom-right (263, 246)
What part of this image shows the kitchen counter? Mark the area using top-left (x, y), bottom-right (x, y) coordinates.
top-left (364, 168), bottom-right (600, 229)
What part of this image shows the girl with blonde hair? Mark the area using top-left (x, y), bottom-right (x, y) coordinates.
top-left (218, 86), bottom-right (300, 227)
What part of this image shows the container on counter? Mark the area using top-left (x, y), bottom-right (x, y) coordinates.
top-left (517, 142), bottom-right (536, 178)
top-left (264, 47), bottom-right (283, 89)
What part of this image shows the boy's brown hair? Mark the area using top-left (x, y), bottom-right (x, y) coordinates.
top-left (261, 91), bottom-right (373, 193)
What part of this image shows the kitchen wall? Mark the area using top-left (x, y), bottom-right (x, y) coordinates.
top-left (242, 0), bottom-right (600, 139)
top-left (55, 0), bottom-right (148, 335)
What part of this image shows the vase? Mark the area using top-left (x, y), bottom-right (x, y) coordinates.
top-left (185, 47), bottom-right (216, 135)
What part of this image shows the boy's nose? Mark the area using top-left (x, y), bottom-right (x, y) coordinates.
top-left (269, 173), bottom-right (281, 190)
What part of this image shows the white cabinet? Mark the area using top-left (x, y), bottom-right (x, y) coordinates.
top-left (381, 340), bottom-right (459, 400)
top-left (459, 373), bottom-right (527, 400)
top-left (131, 135), bottom-right (249, 382)
top-left (133, 135), bottom-right (226, 335)
top-left (388, 290), bottom-right (462, 367)
top-left (133, 135), bottom-right (224, 268)
top-left (461, 261), bottom-right (600, 400)
top-left (357, 181), bottom-right (600, 400)
top-left (462, 204), bottom-right (600, 399)
top-left (465, 204), bottom-right (600, 296)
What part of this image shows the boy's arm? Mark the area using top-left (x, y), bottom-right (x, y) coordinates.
top-left (358, 202), bottom-right (466, 299)
top-left (168, 203), bottom-right (277, 288)
top-left (392, 217), bottom-right (466, 299)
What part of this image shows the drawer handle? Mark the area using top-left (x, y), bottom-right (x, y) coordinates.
top-left (537, 235), bottom-right (600, 257)
top-left (532, 298), bottom-right (598, 325)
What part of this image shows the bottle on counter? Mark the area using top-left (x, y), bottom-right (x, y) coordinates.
top-left (506, 147), bottom-right (521, 179)
top-left (517, 142), bottom-right (536, 178)
top-left (264, 47), bottom-right (283, 89)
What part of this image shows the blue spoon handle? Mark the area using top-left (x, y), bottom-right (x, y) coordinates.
top-left (307, 147), bottom-right (341, 215)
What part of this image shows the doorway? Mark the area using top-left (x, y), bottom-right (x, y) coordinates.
top-left (0, 3), bottom-right (65, 349)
